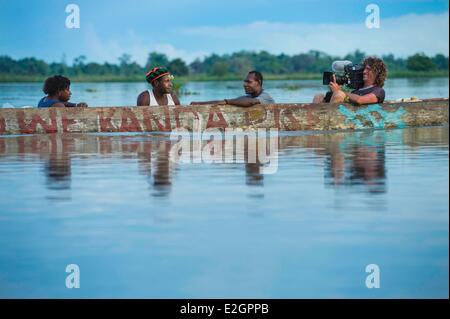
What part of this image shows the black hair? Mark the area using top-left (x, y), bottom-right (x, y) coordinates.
top-left (43, 75), bottom-right (71, 95)
top-left (248, 70), bottom-right (263, 86)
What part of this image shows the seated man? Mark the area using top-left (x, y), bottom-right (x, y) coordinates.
top-left (137, 67), bottom-right (181, 106)
top-left (313, 57), bottom-right (387, 105)
top-left (190, 71), bottom-right (275, 107)
top-left (38, 75), bottom-right (88, 108)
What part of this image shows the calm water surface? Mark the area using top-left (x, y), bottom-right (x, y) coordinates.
top-left (0, 77), bottom-right (448, 107)
top-left (0, 127), bottom-right (448, 298)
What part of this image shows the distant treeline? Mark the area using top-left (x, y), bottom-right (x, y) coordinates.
top-left (0, 50), bottom-right (448, 80)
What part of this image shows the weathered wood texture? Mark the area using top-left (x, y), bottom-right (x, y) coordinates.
top-left (0, 99), bottom-right (447, 135)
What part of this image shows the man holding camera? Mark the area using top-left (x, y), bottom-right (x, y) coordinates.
top-left (313, 57), bottom-right (387, 105)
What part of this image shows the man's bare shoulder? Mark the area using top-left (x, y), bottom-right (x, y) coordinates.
top-left (137, 90), bottom-right (150, 106)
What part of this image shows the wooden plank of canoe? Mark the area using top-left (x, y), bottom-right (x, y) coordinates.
top-left (0, 99), bottom-right (448, 135)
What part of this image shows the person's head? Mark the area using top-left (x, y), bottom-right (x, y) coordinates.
top-left (43, 75), bottom-right (71, 102)
top-left (146, 67), bottom-right (174, 94)
top-left (362, 57), bottom-right (387, 88)
top-left (243, 71), bottom-right (263, 96)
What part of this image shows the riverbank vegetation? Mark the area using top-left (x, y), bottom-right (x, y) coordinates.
top-left (0, 50), bottom-right (448, 82)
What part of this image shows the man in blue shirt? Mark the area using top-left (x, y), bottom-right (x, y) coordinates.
top-left (38, 75), bottom-right (88, 108)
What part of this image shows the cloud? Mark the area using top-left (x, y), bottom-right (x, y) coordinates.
top-left (150, 43), bottom-right (209, 64)
top-left (73, 12), bottom-right (448, 65)
top-left (83, 24), bottom-right (123, 63)
top-left (81, 25), bottom-right (209, 65)
top-left (180, 12), bottom-right (449, 58)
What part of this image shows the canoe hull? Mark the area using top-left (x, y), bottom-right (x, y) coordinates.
top-left (0, 99), bottom-right (448, 135)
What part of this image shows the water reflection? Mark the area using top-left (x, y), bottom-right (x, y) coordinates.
top-left (245, 162), bottom-right (264, 186)
top-left (44, 136), bottom-right (72, 191)
top-left (0, 127), bottom-right (447, 201)
top-left (320, 133), bottom-right (387, 193)
top-left (347, 146), bottom-right (386, 192)
top-left (151, 140), bottom-right (172, 197)
top-left (99, 136), bottom-right (174, 198)
top-left (243, 137), bottom-right (264, 187)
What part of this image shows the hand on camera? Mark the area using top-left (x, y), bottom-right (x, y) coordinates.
top-left (328, 74), bottom-right (342, 93)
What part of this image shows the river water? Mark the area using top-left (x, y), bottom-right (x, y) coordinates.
top-left (0, 78), bottom-right (448, 298)
top-left (0, 126), bottom-right (448, 298)
top-left (0, 77), bottom-right (448, 107)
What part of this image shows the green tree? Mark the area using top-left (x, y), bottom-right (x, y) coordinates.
top-left (291, 53), bottom-right (315, 72)
top-left (406, 53), bottom-right (436, 71)
top-left (118, 53), bottom-right (142, 76)
top-left (146, 52), bottom-right (169, 70)
top-left (344, 49), bottom-right (366, 64)
top-left (73, 55), bottom-right (87, 66)
top-left (189, 58), bottom-right (203, 74)
top-left (253, 50), bottom-right (284, 74)
top-left (72, 55), bottom-right (87, 75)
top-left (17, 57), bottom-right (49, 75)
top-left (229, 56), bottom-right (253, 75)
top-left (167, 58), bottom-right (189, 76)
top-left (0, 55), bottom-right (18, 74)
top-left (381, 54), bottom-right (406, 71)
top-left (49, 62), bottom-right (68, 75)
top-left (118, 53), bottom-right (131, 66)
top-left (432, 54), bottom-right (449, 70)
top-left (211, 61), bottom-right (228, 77)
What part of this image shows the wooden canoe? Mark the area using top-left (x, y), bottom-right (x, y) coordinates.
top-left (0, 99), bottom-right (448, 135)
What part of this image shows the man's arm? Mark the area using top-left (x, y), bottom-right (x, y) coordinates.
top-left (345, 92), bottom-right (378, 105)
top-left (190, 100), bottom-right (227, 105)
top-left (171, 93), bottom-right (181, 105)
top-left (50, 102), bottom-right (66, 108)
top-left (329, 77), bottom-right (379, 105)
top-left (225, 98), bottom-right (261, 107)
top-left (190, 97), bottom-right (261, 107)
top-left (64, 102), bottom-right (88, 107)
top-left (137, 91), bottom-right (150, 106)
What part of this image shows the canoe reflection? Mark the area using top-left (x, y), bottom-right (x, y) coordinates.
top-left (0, 128), bottom-right (446, 199)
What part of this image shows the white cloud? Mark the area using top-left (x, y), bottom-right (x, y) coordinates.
top-left (150, 43), bottom-right (209, 64)
top-left (83, 24), bottom-right (123, 63)
top-left (79, 12), bottom-right (448, 65)
top-left (180, 12), bottom-right (449, 58)
top-left (82, 25), bottom-right (208, 65)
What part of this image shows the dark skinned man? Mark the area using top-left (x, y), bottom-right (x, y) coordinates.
top-left (38, 75), bottom-right (88, 108)
top-left (190, 71), bottom-right (275, 107)
top-left (137, 67), bottom-right (181, 106)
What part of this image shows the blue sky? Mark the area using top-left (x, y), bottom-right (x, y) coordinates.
top-left (0, 0), bottom-right (448, 65)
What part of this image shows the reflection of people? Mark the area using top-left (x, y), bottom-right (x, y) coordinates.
top-left (45, 157), bottom-right (71, 190)
top-left (243, 136), bottom-right (264, 186)
top-left (153, 142), bottom-right (171, 184)
top-left (325, 151), bottom-right (345, 185)
top-left (245, 162), bottom-right (264, 186)
top-left (137, 67), bottom-right (181, 106)
top-left (313, 57), bottom-right (387, 105)
top-left (349, 146), bottom-right (386, 188)
top-left (44, 136), bottom-right (72, 191)
top-left (38, 75), bottom-right (88, 108)
top-left (150, 140), bottom-right (173, 197)
top-left (191, 71), bottom-right (275, 107)
top-left (325, 144), bottom-right (386, 193)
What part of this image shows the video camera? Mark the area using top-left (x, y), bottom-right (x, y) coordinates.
top-left (323, 61), bottom-right (365, 90)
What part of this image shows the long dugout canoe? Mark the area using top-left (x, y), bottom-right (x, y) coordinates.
top-left (0, 99), bottom-right (448, 135)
